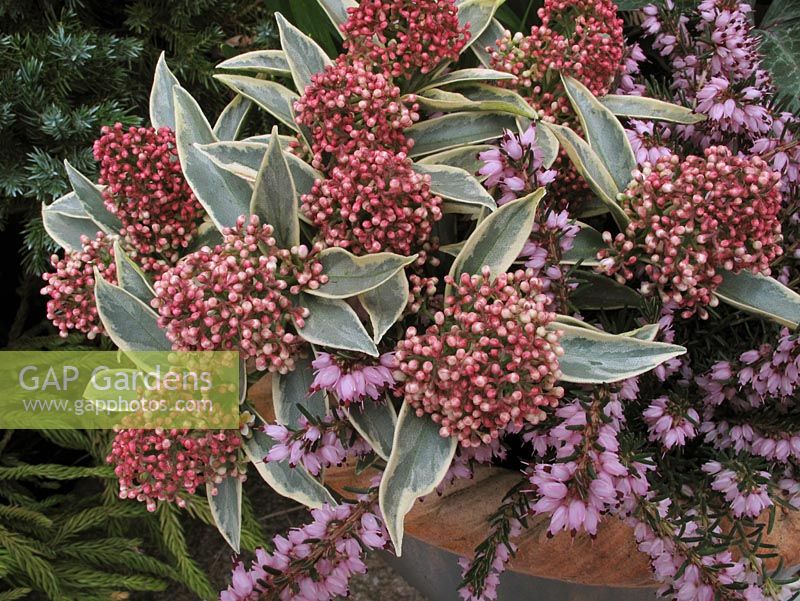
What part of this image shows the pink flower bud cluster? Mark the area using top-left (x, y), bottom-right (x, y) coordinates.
top-left (93, 123), bottom-right (204, 256)
top-left (394, 267), bottom-right (565, 447)
top-left (293, 57), bottom-right (419, 169)
top-left (310, 352), bottom-right (396, 406)
top-left (219, 502), bottom-right (387, 601)
top-left (478, 126), bottom-right (557, 204)
top-left (301, 147), bottom-right (442, 257)
top-left (340, 0), bottom-right (470, 81)
top-left (597, 147), bottom-right (783, 319)
top-left (41, 231), bottom-right (117, 339)
top-left (151, 215), bottom-right (327, 374)
top-left (265, 416), bottom-right (347, 476)
top-left (107, 428), bottom-right (245, 512)
top-left (489, 0), bottom-right (624, 120)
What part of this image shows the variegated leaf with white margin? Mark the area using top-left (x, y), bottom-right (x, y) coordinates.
top-left (150, 52), bottom-right (180, 130)
top-left (173, 87), bottom-right (251, 231)
top-left (215, 50), bottom-right (291, 76)
top-left (188, 221), bottom-right (224, 253)
top-left (408, 112), bottom-right (518, 157)
top-left (439, 241), bottom-right (465, 257)
top-left (314, 0), bottom-right (358, 33)
top-left (553, 314), bottom-right (604, 332)
top-left (417, 144), bottom-right (495, 176)
top-left (213, 95), bottom-right (252, 141)
top-left (63, 160), bottom-right (121, 233)
top-left (622, 324), bottom-right (661, 341)
top-left (345, 399), bottom-right (397, 461)
top-left (570, 270), bottom-right (643, 310)
top-left (208, 475), bottom-right (241, 552)
top-left (297, 293), bottom-right (379, 357)
top-left (244, 427), bottom-right (336, 508)
top-left (419, 69), bottom-right (515, 92)
top-left (447, 189), bottom-right (544, 293)
top-left (471, 17), bottom-right (505, 66)
top-left (272, 356), bottom-right (328, 426)
top-left (379, 404), bottom-right (457, 555)
top-left (561, 222), bottom-right (605, 266)
top-left (42, 193), bottom-right (102, 252)
top-left (214, 74), bottom-right (299, 131)
top-left (276, 13), bottom-right (333, 94)
top-left (599, 95), bottom-right (707, 124)
top-left (251, 126), bottom-right (299, 249)
top-left (359, 270), bottom-right (410, 344)
top-left (413, 163), bottom-right (496, 211)
top-left (715, 270), bottom-right (800, 328)
top-left (113, 240), bottom-right (155, 304)
top-left (94, 272), bottom-right (171, 352)
top-left (552, 322), bottom-right (686, 383)
top-left (308, 248), bottom-right (417, 299)
top-left (456, 0), bottom-right (505, 50)
top-left (562, 75), bottom-right (637, 192)
top-left (542, 122), bottom-right (629, 227)
top-left (535, 122), bottom-right (560, 169)
top-left (456, 84), bottom-right (538, 119)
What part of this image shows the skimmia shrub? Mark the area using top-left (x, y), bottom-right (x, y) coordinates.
top-left (39, 0), bottom-right (800, 599)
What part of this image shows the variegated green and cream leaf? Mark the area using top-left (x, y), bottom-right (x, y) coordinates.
top-left (113, 240), bottom-right (155, 304)
top-left (207, 476), bottom-right (241, 553)
top-left (599, 95), bottom-right (707, 124)
top-left (215, 50), bottom-right (292, 76)
top-left (150, 52), bottom-right (180, 130)
top-left (214, 75), bottom-right (299, 131)
top-left (308, 248), bottom-right (416, 299)
top-left (345, 400), bottom-right (397, 461)
top-left (456, 0), bottom-right (506, 50)
top-left (408, 112), bottom-right (518, 157)
top-left (213, 95), bottom-right (252, 141)
top-left (276, 12), bottom-right (333, 94)
top-left (413, 163), bottom-right (496, 211)
top-left (359, 270), bottom-right (410, 344)
top-left (272, 356), bottom-right (328, 426)
top-left (715, 270), bottom-right (800, 328)
top-left (297, 294), bottom-right (379, 356)
top-left (63, 160), bottom-right (122, 234)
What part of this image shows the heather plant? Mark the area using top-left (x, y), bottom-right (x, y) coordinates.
top-left (38, 0), bottom-right (800, 600)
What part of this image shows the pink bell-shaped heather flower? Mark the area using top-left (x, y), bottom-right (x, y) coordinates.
top-left (310, 352), bottom-right (396, 406)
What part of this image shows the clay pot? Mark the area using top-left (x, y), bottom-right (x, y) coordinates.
top-left (248, 377), bottom-right (800, 601)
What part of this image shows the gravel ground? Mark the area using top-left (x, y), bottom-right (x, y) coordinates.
top-left (157, 479), bottom-right (427, 601)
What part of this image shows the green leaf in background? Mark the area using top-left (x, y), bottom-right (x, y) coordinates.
top-left (562, 75), bottom-right (636, 192)
top-left (173, 86), bottom-right (251, 231)
top-left (214, 75), bottom-right (300, 131)
top-left (448, 189), bottom-right (544, 288)
top-left (542, 122), bottom-right (629, 227)
top-left (149, 52), bottom-right (180, 130)
top-left (553, 322), bottom-right (686, 384)
top-left (297, 293), bottom-right (379, 356)
top-left (308, 248), bottom-right (416, 299)
top-left (417, 145), bottom-right (494, 175)
top-left (413, 163), bottom-right (497, 211)
top-left (715, 270), bottom-right (800, 328)
top-left (456, 0), bottom-right (506, 50)
top-left (599, 95), bottom-right (706, 124)
top-left (760, 0), bottom-right (800, 28)
top-left (560, 223), bottom-right (605, 266)
top-left (379, 404), bottom-right (457, 555)
top-left (272, 356), bottom-right (329, 426)
top-left (471, 17), bottom-right (505, 66)
top-left (244, 428), bottom-right (336, 508)
top-left (215, 50), bottom-right (292, 76)
top-left (63, 160), bottom-right (122, 234)
top-left (213, 95), bottom-right (252, 141)
top-left (345, 400), bottom-right (397, 461)
top-left (207, 476), bottom-right (241, 553)
top-left (570, 270), bottom-right (643, 310)
top-left (113, 240), bottom-right (155, 304)
top-left (614, 0), bottom-right (663, 9)
top-left (420, 69), bottom-right (515, 92)
top-left (359, 270), bottom-right (410, 344)
top-left (41, 194), bottom-right (103, 252)
top-left (757, 23), bottom-right (800, 114)
top-left (94, 272), bottom-right (171, 352)
top-left (408, 112), bottom-right (518, 157)
top-left (250, 126), bottom-right (300, 249)
top-left (275, 12), bottom-right (333, 95)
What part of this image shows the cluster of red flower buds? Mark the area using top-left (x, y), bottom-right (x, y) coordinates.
top-left (341, 0), bottom-right (470, 80)
top-left (151, 215), bottom-right (327, 373)
top-left (93, 123), bottom-right (205, 258)
top-left (107, 428), bottom-right (246, 512)
top-left (394, 268), bottom-right (565, 447)
top-left (301, 148), bottom-right (442, 257)
top-left (597, 146), bottom-right (783, 318)
top-left (41, 232), bottom-right (117, 339)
